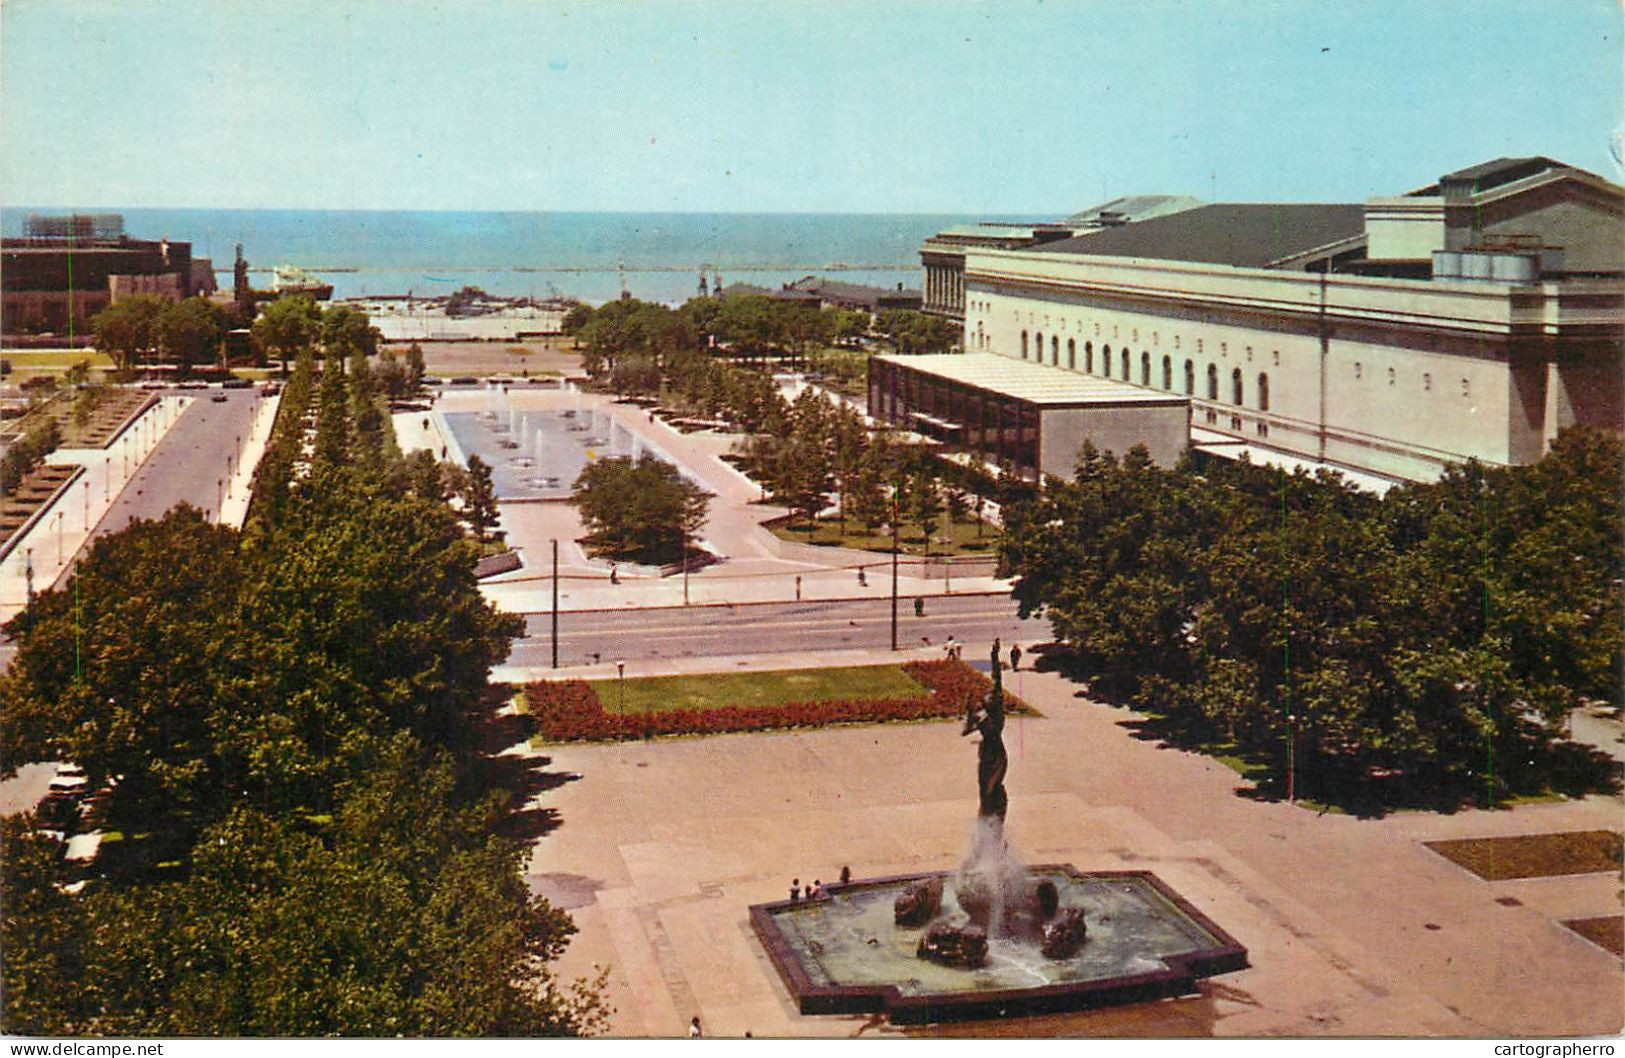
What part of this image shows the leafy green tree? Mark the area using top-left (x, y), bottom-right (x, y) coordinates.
top-left (1, 816), bottom-right (88, 1034)
top-left (570, 454), bottom-right (710, 564)
top-left (158, 296), bottom-right (225, 374)
top-left (90, 294), bottom-right (164, 374)
top-left (322, 303), bottom-right (379, 360)
top-left (0, 507), bottom-right (242, 832)
top-left (462, 455), bottom-right (500, 543)
top-left (376, 347), bottom-right (413, 399)
top-left (405, 341), bottom-right (427, 388)
top-left (251, 296), bottom-right (322, 376)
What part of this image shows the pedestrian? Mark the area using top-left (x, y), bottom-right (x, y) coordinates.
top-left (945, 635), bottom-right (958, 660)
top-left (857, 566), bottom-right (867, 586)
top-left (689, 1016), bottom-right (702, 1038)
top-left (1010, 643), bottom-right (1022, 671)
top-left (790, 878), bottom-right (801, 902)
top-left (914, 597), bottom-right (925, 618)
top-left (610, 565), bottom-right (620, 585)
top-left (811, 879), bottom-right (825, 899)
top-left (421, 417), bottom-right (429, 430)
top-left (839, 865), bottom-right (851, 886)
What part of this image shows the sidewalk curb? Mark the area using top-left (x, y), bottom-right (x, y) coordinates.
top-left (508, 587), bottom-right (1012, 617)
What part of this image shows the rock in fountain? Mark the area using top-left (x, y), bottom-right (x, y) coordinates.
top-left (917, 921), bottom-right (988, 969)
top-left (1041, 907), bottom-right (1088, 959)
top-left (893, 877), bottom-right (942, 927)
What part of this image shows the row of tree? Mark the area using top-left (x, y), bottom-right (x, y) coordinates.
top-left (0, 416), bottom-right (62, 497)
top-left (997, 430), bottom-right (1623, 812)
top-left (2, 334), bottom-right (609, 1033)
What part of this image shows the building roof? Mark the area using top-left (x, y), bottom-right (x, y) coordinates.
top-left (1062, 194), bottom-right (1205, 227)
top-left (1029, 203), bottom-right (1365, 268)
top-left (785, 275), bottom-right (920, 306)
top-left (875, 352), bottom-right (1186, 407)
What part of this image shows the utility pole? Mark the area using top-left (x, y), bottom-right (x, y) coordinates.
top-left (550, 539), bottom-right (559, 669)
top-left (889, 499), bottom-right (900, 652)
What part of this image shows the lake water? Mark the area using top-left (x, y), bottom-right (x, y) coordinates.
top-left (2, 207), bottom-right (1034, 305)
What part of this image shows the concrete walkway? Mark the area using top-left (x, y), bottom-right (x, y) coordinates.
top-left (522, 656), bottom-right (1623, 1039)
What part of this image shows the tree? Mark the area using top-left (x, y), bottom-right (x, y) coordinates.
top-left (0, 507), bottom-right (242, 832)
top-left (569, 454), bottom-right (711, 564)
top-left (462, 455), bottom-right (500, 543)
top-left (560, 303), bottom-right (592, 336)
top-left (90, 295), bottom-right (164, 374)
top-left (251, 296), bottom-right (322, 375)
top-left (321, 303), bottom-right (379, 360)
top-left (157, 297), bottom-right (225, 374)
top-left (405, 341), bottom-right (426, 388)
top-left (376, 347), bottom-right (412, 400)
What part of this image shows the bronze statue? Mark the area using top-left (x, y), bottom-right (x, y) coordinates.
top-left (962, 639), bottom-right (1009, 821)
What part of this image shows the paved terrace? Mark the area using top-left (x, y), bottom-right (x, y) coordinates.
top-left (398, 388), bottom-right (1013, 617)
top-left (520, 653), bottom-right (1623, 1039)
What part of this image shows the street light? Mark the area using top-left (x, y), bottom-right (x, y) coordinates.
top-left (56, 511), bottom-right (63, 564)
top-left (24, 547), bottom-right (34, 601)
top-left (616, 660), bottom-right (626, 725)
top-left (1286, 713), bottom-right (1297, 804)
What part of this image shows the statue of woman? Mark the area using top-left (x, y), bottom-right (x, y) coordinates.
top-left (962, 638), bottom-right (1009, 821)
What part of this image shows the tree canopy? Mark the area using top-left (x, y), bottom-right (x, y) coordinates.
top-left (569, 453), bottom-right (711, 564)
top-left (1, 344), bottom-right (608, 1035)
top-left (996, 429), bottom-right (1624, 813)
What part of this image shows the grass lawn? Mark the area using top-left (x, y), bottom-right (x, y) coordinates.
top-left (768, 514), bottom-right (999, 557)
top-left (1425, 830), bottom-right (1623, 880)
top-left (587, 664), bottom-right (926, 717)
top-left (1, 350), bottom-right (113, 367)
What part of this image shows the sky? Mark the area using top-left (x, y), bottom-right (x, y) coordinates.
top-left (1, 0), bottom-right (1620, 213)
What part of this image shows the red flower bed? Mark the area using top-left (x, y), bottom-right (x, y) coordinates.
top-left (524, 659), bottom-right (1028, 742)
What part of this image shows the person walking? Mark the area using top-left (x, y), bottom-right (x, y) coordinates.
top-left (689, 1016), bottom-right (703, 1038)
top-left (1009, 643), bottom-right (1022, 671)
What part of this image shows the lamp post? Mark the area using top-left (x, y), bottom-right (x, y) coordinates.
top-left (216, 478), bottom-right (223, 516)
top-left (889, 504), bottom-right (900, 652)
top-left (56, 511), bottom-right (64, 565)
top-left (616, 660), bottom-right (626, 727)
top-left (103, 455), bottom-right (110, 501)
top-left (24, 547), bottom-right (34, 602)
top-left (1286, 713), bottom-right (1297, 804)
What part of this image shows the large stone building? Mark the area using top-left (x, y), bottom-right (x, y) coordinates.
top-left (882, 158), bottom-right (1623, 487)
top-left (2, 214), bottom-right (213, 338)
top-left (919, 195), bottom-right (1205, 321)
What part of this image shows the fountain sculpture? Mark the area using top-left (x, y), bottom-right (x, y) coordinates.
top-left (751, 640), bottom-right (1249, 1024)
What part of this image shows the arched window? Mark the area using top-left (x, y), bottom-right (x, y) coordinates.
top-left (1120, 348), bottom-right (1130, 379)
top-left (1051, 335), bottom-right (1060, 365)
top-left (1067, 338), bottom-right (1076, 371)
top-left (1034, 332), bottom-right (1043, 361)
top-left (1183, 359), bottom-right (1194, 395)
top-left (1103, 345), bottom-right (1112, 377)
top-left (1231, 367), bottom-right (1243, 405)
top-left (1257, 372), bottom-right (1270, 412)
top-left (1084, 342), bottom-right (1093, 373)
top-left (1140, 351), bottom-right (1151, 386)
top-left (1161, 355), bottom-right (1172, 390)
top-left (1206, 363), bottom-right (1218, 400)
top-left (1021, 330), bottom-right (1028, 359)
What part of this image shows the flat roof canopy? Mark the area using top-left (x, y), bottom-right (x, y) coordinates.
top-left (875, 352), bottom-right (1187, 408)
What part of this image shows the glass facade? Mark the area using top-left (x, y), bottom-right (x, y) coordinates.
top-left (869, 359), bottom-right (1042, 478)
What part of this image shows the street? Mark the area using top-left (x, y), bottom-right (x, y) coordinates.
top-left (509, 593), bottom-right (1043, 669)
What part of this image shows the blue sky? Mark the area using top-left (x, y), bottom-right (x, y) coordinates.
top-left (2, 0), bottom-right (1619, 212)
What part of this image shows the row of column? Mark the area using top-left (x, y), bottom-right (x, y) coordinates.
top-left (924, 265), bottom-right (965, 315)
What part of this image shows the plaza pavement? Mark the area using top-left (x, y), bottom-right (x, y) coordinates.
top-left (397, 387), bottom-right (1016, 617)
top-left (521, 653), bottom-right (1624, 1039)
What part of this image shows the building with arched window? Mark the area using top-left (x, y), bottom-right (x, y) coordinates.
top-left (924, 157), bottom-right (1623, 487)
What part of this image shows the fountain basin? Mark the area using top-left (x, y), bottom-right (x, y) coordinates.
top-left (751, 867), bottom-right (1247, 1024)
